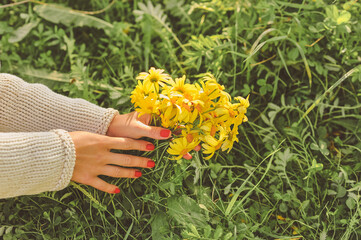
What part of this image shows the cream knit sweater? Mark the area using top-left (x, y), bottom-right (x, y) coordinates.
top-left (0, 73), bottom-right (118, 199)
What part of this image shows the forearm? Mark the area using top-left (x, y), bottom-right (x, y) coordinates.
top-left (0, 73), bottom-right (118, 134)
top-left (0, 130), bottom-right (75, 199)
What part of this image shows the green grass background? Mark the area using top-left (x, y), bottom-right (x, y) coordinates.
top-left (1, 0), bottom-right (361, 239)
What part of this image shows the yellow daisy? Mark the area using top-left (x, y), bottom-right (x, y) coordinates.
top-left (168, 75), bottom-right (198, 100)
top-left (221, 126), bottom-right (239, 153)
top-left (134, 92), bottom-right (160, 117)
top-left (168, 137), bottom-right (199, 160)
top-left (136, 67), bottom-right (171, 92)
top-left (181, 125), bottom-right (201, 145)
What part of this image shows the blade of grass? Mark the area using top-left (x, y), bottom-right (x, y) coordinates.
top-left (277, 47), bottom-right (295, 82)
top-left (299, 66), bottom-right (359, 124)
top-left (287, 38), bottom-right (312, 86)
top-left (225, 141), bottom-right (283, 216)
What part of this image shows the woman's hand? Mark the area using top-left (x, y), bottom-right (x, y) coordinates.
top-left (69, 131), bottom-right (158, 194)
top-left (106, 111), bottom-right (171, 140)
top-left (106, 112), bottom-right (195, 159)
top-left (69, 111), bottom-right (197, 194)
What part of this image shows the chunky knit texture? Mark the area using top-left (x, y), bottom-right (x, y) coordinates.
top-left (0, 73), bottom-right (118, 199)
top-left (0, 73), bottom-right (118, 134)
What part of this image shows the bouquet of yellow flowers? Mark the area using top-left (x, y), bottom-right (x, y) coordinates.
top-left (131, 67), bottom-right (250, 160)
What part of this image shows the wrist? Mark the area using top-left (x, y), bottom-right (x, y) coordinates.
top-left (106, 113), bottom-right (121, 137)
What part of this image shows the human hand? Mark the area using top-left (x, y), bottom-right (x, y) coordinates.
top-left (69, 131), bottom-right (156, 194)
top-left (106, 111), bottom-right (198, 159)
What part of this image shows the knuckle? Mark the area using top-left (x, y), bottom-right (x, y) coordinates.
top-left (128, 170), bottom-right (135, 178)
top-left (122, 155), bottom-right (132, 166)
top-left (140, 141), bottom-right (148, 151)
top-left (105, 185), bottom-right (114, 193)
top-left (113, 167), bottom-right (124, 178)
top-left (150, 128), bottom-right (159, 138)
top-left (132, 125), bottom-right (144, 139)
top-left (121, 139), bottom-right (132, 150)
top-left (77, 174), bottom-right (93, 185)
top-left (132, 156), bottom-right (142, 166)
top-left (96, 152), bottom-right (106, 162)
top-left (134, 123), bottom-right (144, 131)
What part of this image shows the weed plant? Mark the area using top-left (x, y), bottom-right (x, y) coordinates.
top-left (1, 0), bottom-right (361, 239)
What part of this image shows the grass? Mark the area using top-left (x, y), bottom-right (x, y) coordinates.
top-left (1, 0), bottom-right (361, 239)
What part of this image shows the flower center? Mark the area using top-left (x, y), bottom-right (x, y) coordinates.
top-left (210, 125), bottom-right (217, 137)
top-left (215, 143), bottom-right (222, 150)
top-left (186, 134), bottom-right (194, 143)
top-left (149, 76), bottom-right (159, 83)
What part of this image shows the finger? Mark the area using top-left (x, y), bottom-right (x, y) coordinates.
top-left (107, 137), bottom-right (155, 151)
top-left (136, 121), bottom-right (172, 140)
top-left (88, 177), bottom-right (121, 194)
top-left (137, 112), bottom-right (151, 125)
top-left (101, 165), bottom-right (142, 179)
top-left (183, 153), bottom-right (192, 160)
top-left (194, 144), bottom-right (201, 152)
top-left (105, 153), bottom-right (155, 168)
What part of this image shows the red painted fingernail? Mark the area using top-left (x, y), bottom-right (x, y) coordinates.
top-left (195, 144), bottom-right (201, 152)
top-left (135, 170), bottom-right (142, 178)
top-left (183, 153), bottom-right (192, 160)
top-left (146, 144), bottom-right (155, 151)
top-left (114, 188), bottom-right (120, 194)
top-left (160, 129), bottom-right (171, 137)
top-left (147, 160), bottom-right (155, 168)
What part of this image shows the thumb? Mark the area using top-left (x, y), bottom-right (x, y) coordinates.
top-left (136, 121), bottom-right (172, 140)
top-left (88, 178), bottom-right (120, 194)
top-left (136, 112), bottom-right (151, 125)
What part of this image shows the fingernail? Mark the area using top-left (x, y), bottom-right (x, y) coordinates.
top-left (114, 188), bottom-right (120, 194)
top-left (160, 129), bottom-right (171, 137)
top-left (195, 144), bottom-right (201, 152)
top-left (147, 160), bottom-right (155, 168)
top-left (146, 144), bottom-right (155, 151)
top-left (135, 170), bottom-right (142, 178)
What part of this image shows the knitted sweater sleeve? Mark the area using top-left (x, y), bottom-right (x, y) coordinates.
top-left (0, 73), bottom-right (119, 199)
top-left (0, 73), bottom-right (118, 134)
top-left (0, 130), bottom-right (75, 198)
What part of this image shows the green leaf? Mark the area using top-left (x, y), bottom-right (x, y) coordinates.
top-left (260, 85), bottom-right (268, 95)
top-left (336, 185), bottom-right (347, 198)
top-left (203, 225), bottom-right (212, 238)
top-left (310, 143), bottom-right (319, 151)
top-left (151, 212), bottom-right (170, 239)
top-left (9, 20), bottom-right (39, 43)
top-left (337, 10), bottom-right (351, 25)
top-left (257, 79), bottom-right (266, 86)
top-left (279, 202), bottom-right (288, 212)
top-left (329, 5), bottom-right (339, 19)
top-left (114, 209), bottom-right (123, 218)
top-left (0, 21), bottom-right (13, 35)
top-left (268, 103), bottom-right (281, 111)
top-left (189, 224), bottom-right (200, 237)
top-left (34, 5), bottom-right (113, 29)
top-left (301, 200), bottom-right (310, 212)
top-left (214, 225), bottom-right (223, 239)
top-left (59, 192), bottom-right (73, 202)
top-left (224, 232), bottom-right (233, 240)
top-left (320, 230), bottom-right (327, 240)
top-left (346, 197), bottom-right (356, 210)
top-left (209, 163), bottom-right (222, 174)
top-left (167, 195), bottom-right (208, 228)
top-left (309, 159), bottom-right (323, 172)
top-left (241, 83), bottom-right (251, 96)
top-left (287, 47), bottom-right (299, 60)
